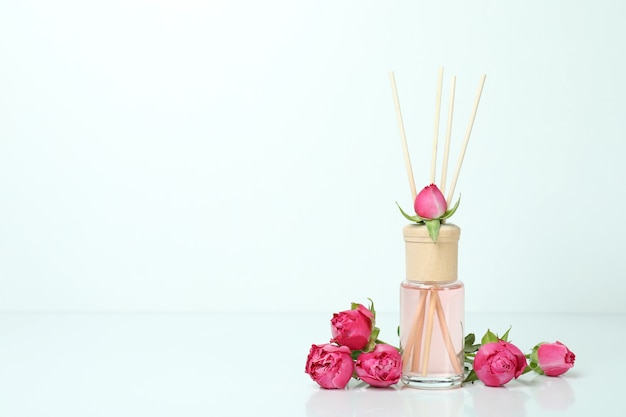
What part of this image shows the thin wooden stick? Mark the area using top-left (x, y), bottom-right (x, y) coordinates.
top-left (411, 292), bottom-right (427, 372)
top-left (411, 291), bottom-right (428, 372)
top-left (440, 75), bottom-right (456, 198)
top-left (401, 291), bottom-right (427, 372)
top-left (401, 291), bottom-right (423, 363)
top-left (389, 71), bottom-right (417, 201)
top-left (432, 291), bottom-right (463, 375)
top-left (421, 289), bottom-right (438, 376)
top-left (430, 67), bottom-right (444, 184)
top-left (446, 74), bottom-right (487, 205)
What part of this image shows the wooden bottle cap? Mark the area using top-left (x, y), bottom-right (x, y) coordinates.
top-left (403, 223), bottom-right (460, 283)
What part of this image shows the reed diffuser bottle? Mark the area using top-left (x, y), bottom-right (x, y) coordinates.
top-left (389, 67), bottom-right (486, 388)
top-left (400, 223), bottom-right (464, 388)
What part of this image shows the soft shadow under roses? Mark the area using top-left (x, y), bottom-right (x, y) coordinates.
top-left (466, 375), bottom-right (575, 417)
top-left (306, 383), bottom-right (466, 417)
top-left (305, 377), bottom-right (575, 417)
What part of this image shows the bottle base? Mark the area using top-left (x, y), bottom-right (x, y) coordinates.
top-left (401, 373), bottom-right (463, 389)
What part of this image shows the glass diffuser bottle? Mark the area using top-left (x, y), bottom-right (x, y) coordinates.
top-left (400, 223), bottom-right (464, 389)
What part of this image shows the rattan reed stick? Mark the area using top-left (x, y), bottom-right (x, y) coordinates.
top-left (389, 71), bottom-right (417, 201)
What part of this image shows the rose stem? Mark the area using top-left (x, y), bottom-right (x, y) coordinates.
top-left (421, 289), bottom-right (438, 376)
top-left (389, 71), bottom-right (417, 201)
top-left (430, 66), bottom-right (444, 184)
top-left (440, 75), bottom-right (456, 198)
top-left (446, 74), bottom-right (487, 205)
top-left (432, 290), bottom-right (463, 375)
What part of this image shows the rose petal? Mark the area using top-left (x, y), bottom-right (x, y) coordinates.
top-left (538, 341), bottom-right (575, 377)
top-left (414, 184), bottom-right (447, 219)
top-left (355, 344), bottom-right (402, 388)
top-left (305, 343), bottom-right (354, 389)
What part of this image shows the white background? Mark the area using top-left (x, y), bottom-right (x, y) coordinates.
top-left (1, 0), bottom-right (624, 314)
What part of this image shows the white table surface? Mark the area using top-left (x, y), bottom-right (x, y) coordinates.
top-left (0, 311), bottom-right (622, 416)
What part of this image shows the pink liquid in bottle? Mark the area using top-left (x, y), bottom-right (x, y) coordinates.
top-left (400, 280), bottom-right (464, 388)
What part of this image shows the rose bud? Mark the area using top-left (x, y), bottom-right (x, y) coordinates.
top-left (355, 343), bottom-right (402, 387)
top-left (414, 184), bottom-right (447, 219)
top-left (330, 304), bottom-right (374, 350)
top-left (536, 341), bottom-right (575, 376)
top-left (305, 343), bottom-right (354, 389)
top-left (474, 340), bottom-right (528, 387)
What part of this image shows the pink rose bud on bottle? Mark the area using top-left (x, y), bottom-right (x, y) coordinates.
top-left (414, 184), bottom-right (447, 219)
top-left (536, 341), bottom-right (576, 376)
top-left (330, 304), bottom-right (374, 350)
top-left (474, 340), bottom-right (528, 387)
top-left (305, 343), bottom-right (354, 389)
top-left (355, 343), bottom-right (402, 387)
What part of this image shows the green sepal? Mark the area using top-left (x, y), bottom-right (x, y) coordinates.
top-left (425, 219), bottom-right (441, 242)
top-left (396, 202), bottom-right (425, 223)
top-left (364, 326), bottom-right (380, 352)
top-left (530, 343), bottom-right (543, 364)
top-left (481, 329), bottom-right (499, 345)
top-left (527, 342), bottom-right (545, 374)
top-left (351, 350), bottom-right (362, 361)
top-left (367, 298), bottom-right (376, 318)
top-left (440, 195), bottom-right (461, 220)
top-left (501, 326), bottom-right (512, 342)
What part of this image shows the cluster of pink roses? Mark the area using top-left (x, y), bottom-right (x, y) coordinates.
top-left (305, 301), bottom-right (402, 389)
top-left (305, 301), bottom-right (576, 389)
top-left (464, 329), bottom-right (576, 387)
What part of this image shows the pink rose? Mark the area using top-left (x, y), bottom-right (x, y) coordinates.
top-left (305, 343), bottom-right (354, 389)
top-left (474, 340), bottom-right (528, 387)
top-left (537, 341), bottom-right (575, 376)
top-left (414, 184), bottom-right (447, 219)
top-left (355, 343), bottom-right (402, 387)
top-left (330, 304), bottom-right (374, 350)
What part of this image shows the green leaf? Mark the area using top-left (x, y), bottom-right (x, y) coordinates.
top-left (396, 202), bottom-right (425, 223)
top-left (464, 344), bottom-right (480, 354)
top-left (464, 333), bottom-right (480, 353)
top-left (440, 195), bottom-right (461, 220)
top-left (481, 329), bottom-right (499, 345)
top-left (463, 369), bottom-right (479, 384)
top-left (425, 219), bottom-right (441, 242)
